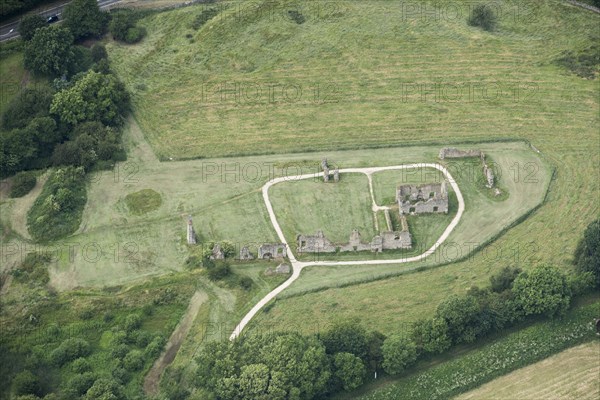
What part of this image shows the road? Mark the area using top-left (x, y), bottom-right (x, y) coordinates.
top-left (229, 162), bottom-right (466, 340)
top-left (0, 0), bottom-right (123, 41)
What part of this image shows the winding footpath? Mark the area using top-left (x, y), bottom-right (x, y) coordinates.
top-left (230, 163), bottom-right (465, 340)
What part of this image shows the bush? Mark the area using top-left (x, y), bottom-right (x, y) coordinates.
top-left (50, 338), bottom-right (91, 366)
top-left (65, 372), bottom-right (96, 396)
top-left (467, 4), bottom-right (497, 32)
top-left (110, 344), bottom-right (130, 360)
top-left (145, 336), bottom-right (165, 358)
top-left (239, 276), bottom-right (253, 291)
top-left (72, 357), bottom-right (91, 373)
top-left (490, 266), bottom-right (521, 292)
top-left (191, 8), bottom-right (219, 30)
top-left (574, 219), bottom-right (600, 287)
top-left (288, 10), bottom-right (305, 24)
top-left (111, 367), bottom-right (129, 384)
top-left (12, 252), bottom-right (51, 287)
top-left (62, 0), bottom-right (109, 41)
top-left (19, 15), bottom-right (47, 41)
top-left (83, 378), bottom-right (125, 400)
top-left (2, 86), bottom-right (54, 130)
top-left (12, 370), bottom-right (42, 397)
top-left (26, 167), bottom-right (87, 242)
top-left (90, 44), bottom-right (107, 62)
top-left (123, 349), bottom-right (144, 371)
top-left (333, 352), bottom-right (365, 391)
top-left (206, 261), bottom-right (231, 281)
top-left (9, 171), bottom-right (36, 198)
top-left (124, 314), bottom-right (142, 332)
top-left (124, 26), bottom-right (146, 44)
top-left (381, 335), bottom-right (417, 375)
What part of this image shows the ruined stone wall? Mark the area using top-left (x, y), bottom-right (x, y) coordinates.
top-left (439, 147), bottom-right (482, 159)
top-left (297, 231), bottom-right (336, 253)
top-left (258, 243), bottom-right (287, 259)
top-left (397, 182), bottom-right (448, 214)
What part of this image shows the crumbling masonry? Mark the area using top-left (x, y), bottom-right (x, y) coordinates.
top-left (397, 182), bottom-right (449, 214)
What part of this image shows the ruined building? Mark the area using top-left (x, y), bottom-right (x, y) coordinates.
top-left (438, 147), bottom-right (482, 159)
top-left (297, 230), bottom-right (336, 253)
top-left (258, 243), bottom-right (287, 259)
top-left (187, 215), bottom-right (196, 245)
top-left (397, 182), bottom-right (449, 214)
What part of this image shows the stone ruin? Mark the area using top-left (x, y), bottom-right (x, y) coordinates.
top-left (299, 225), bottom-right (412, 254)
top-left (438, 147), bottom-right (498, 191)
top-left (265, 263), bottom-right (291, 276)
top-left (321, 158), bottom-right (339, 183)
top-left (297, 230), bottom-right (336, 253)
top-left (438, 147), bottom-right (482, 160)
top-left (258, 243), bottom-right (287, 259)
top-left (239, 246), bottom-right (254, 260)
top-left (186, 215), bottom-right (196, 244)
top-left (209, 243), bottom-right (225, 260)
top-left (397, 182), bottom-right (449, 214)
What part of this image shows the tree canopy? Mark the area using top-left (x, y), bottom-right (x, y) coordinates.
top-left (24, 26), bottom-right (75, 77)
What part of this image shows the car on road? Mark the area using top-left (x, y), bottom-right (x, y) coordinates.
top-left (47, 15), bottom-right (59, 24)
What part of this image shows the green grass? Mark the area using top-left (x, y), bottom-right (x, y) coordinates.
top-left (124, 188), bottom-right (162, 215)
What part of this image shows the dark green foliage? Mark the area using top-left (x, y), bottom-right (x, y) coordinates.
top-left (12, 370), bottom-right (42, 397)
top-left (381, 334), bottom-right (418, 375)
top-left (490, 266), bottom-right (522, 292)
top-left (512, 264), bottom-right (571, 317)
top-left (239, 276), bottom-right (253, 290)
top-left (109, 10), bottom-right (146, 43)
top-left (70, 45), bottom-right (94, 75)
top-left (206, 261), bottom-right (231, 281)
top-left (62, 0), bottom-right (109, 41)
top-left (556, 44), bottom-right (600, 79)
top-left (11, 252), bottom-right (50, 287)
top-left (24, 26), bottom-right (75, 77)
top-left (1, 0), bottom-right (57, 19)
top-left (219, 240), bottom-right (235, 258)
top-left (435, 295), bottom-right (488, 344)
top-left (18, 14), bottom-right (46, 41)
top-left (2, 86), bottom-right (54, 130)
top-left (195, 332), bottom-right (331, 399)
top-left (467, 4), bottom-right (497, 32)
top-left (9, 171), bottom-right (36, 198)
top-left (111, 367), bottom-right (129, 385)
top-left (83, 378), bottom-right (125, 400)
top-left (288, 10), bottom-right (305, 24)
top-left (110, 344), bottom-right (129, 360)
top-left (191, 8), bottom-right (219, 30)
top-left (365, 330), bottom-right (386, 371)
top-left (574, 219), bottom-right (600, 287)
top-left (90, 44), bottom-right (108, 63)
top-left (52, 122), bottom-right (121, 170)
top-left (320, 320), bottom-right (369, 361)
top-left (64, 372), bottom-right (96, 396)
top-left (26, 166), bottom-right (87, 242)
top-left (49, 338), bottom-right (91, 366)
top-left (71, 357), bottom-right (91, 373)
top-left (123, 349), bottom-right (144, 371)
top-left (124, 314), bottom-right (142, 332)
top-left (411, 317), bottom-right (451, 355)
top-left (144, 336), bottom-right (165, 358)
top-left (333, 352), bottom-right (365, 391)
top-left (50, 70), bottom-right (130, 126)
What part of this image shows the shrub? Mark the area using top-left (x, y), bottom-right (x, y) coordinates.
top-left (333, 352), bottom-right (365, 391)
top-left (574, 219), bottom-right (600, 287)
top-left (124, 314), bottom-right (142, 332)
top-left (65, 372), bottom-right (96, 396)
top-left (145, 336), bottom-right (165, 358)
top-left (12, 370), bottom-right (42, 396)
top-left (191, 8), bottom-right (219, 30)
top-left (490, 266), bottom-right (521, 292)
top-left (83, 378), bottom-right (125, 399)
top-left (381, 335), bottom-right (417, 375)
top-left (239, 276), bottom-right (253, 291)
top-left (9, 171), bottom-right (37, 198)
top-left (50, 338), bottom-right (91, 366)
top-left (62, 0), bottom-right (109, 40)
top-left (206, 261), bottom-right (231, 281)
top-left (320, 320), bottom-right (369, 361)
top-left (12, 252), bottom-right (51, 287)
top-left (288, 10), bottom-right (305, 24)
top-left (72, 357), bottom-right (91, 373)
top-left (26, 166), bottom-right (87, 242)
top-left (411, 317), bottom-right (451, 355)
top-left (2, 86), bottom-right (54, 130)
top-left (124, 26), bottom-right (146, 44)
top-left (467, 4), bottom-right (497, 32)
top-left (111, 367), bottom-right (129, 384)
top-left (123, 349), bottom-right (144, 371)
top-left (90, 44), bottom-right (108, 62)
top-left (110, 344), bottom-right (130, 360)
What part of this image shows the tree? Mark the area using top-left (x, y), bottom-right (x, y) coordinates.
top-left (12, 370), bottom-right (42, 397)
top-left (435, 295), bottom-right (484, 344)
top-left (83, 378), bottom-right (125, 400)
top-left (25, 26), bottom-right (75, 77)
top-left (333, 352), bottom-right (365, 391)
top-left (18, 15), bottom-right (46, 41)
top-left (490, 266), bottom-right (522, 292)
top-left (62, 0), bottom-right (108, 41)
top-left (468, 4), bottom-right (497, 32)
top-left (381, 335), bottom-right (417, 375)
top-left (320, 320), bottom-right (369, 361)
top-left (1, 86), bottom-right (54, 130)
top-left (109, 10), bottom-right (146, 43)
top-left (123, 350), bottom-right (144, 371)
top-left (411, 317), bottom-right (451, 355)
top-left (50, 338), bottom-right (91, 366)
top-left (574, 219), bottom-right (600, 288)
top-left (512, 265), bottom-right (571, 318)
top-left (238, 363), bottom-right (270, 399)
top-left (50, 71), bottom-right (129, 126)
top-left (365, 330), bottom-right (386, 371)
top-left (91, 44), bottom-right (108, 63)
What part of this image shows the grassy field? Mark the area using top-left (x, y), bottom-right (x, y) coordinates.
top-left (456, 340), bottom-right (600, 400)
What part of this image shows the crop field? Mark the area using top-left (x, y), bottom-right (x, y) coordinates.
top-left (457, 340), bottom-right (600, 400)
